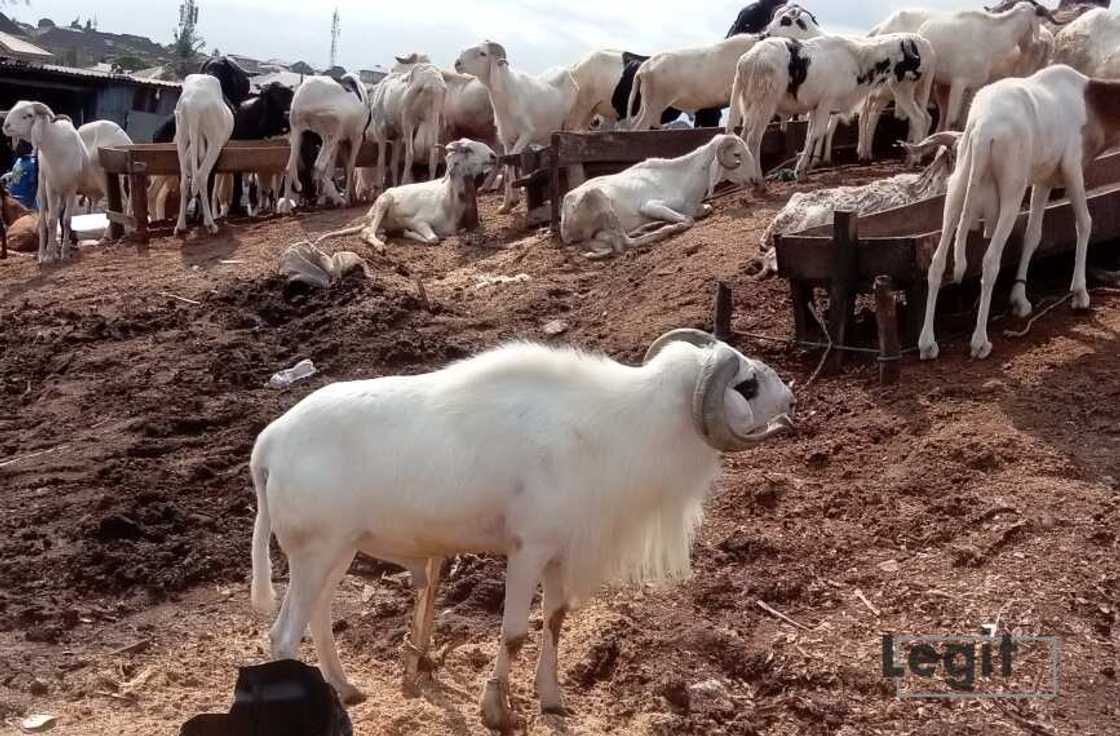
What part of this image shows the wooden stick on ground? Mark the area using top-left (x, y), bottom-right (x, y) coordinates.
top-left (756, 600), bottom-right (813, 631)
top-left (157, 292), bottom-right (201, 306)
top-left (854, 588), bottom-right (881, 617)
top-left (0, 444), bottom-right (71, 469)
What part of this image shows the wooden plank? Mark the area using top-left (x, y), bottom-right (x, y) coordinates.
top-left (104, 210), bottom-right (136, 228)
top-left (874, 275), bottom-right (901, 385)
top-left (460, 176), bottom-right (479, 231)
top-left (550, 134), bottom-right (562, 233)
top-left (130, 173), bottom-right (149, 244)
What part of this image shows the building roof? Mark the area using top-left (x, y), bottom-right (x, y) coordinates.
top-left (0, 59), bottom-right (180, 88)
top-left (0, 30), bottom-right (53, 62)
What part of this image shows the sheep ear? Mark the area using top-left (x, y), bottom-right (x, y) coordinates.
top-left (29, 102), bottom-right (52, 118)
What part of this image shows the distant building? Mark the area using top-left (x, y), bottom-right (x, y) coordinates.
top-left (289, 60), bottom-right (315, 75)
top-left (359, 67), bottom-right (387, 85)
top-left (0, 62), bottom-right (180, 142)
top-left (0, 31), bottom-right (53, 64)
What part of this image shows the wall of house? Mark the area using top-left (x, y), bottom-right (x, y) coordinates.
top-left (92, 83), bottom-right (180, 142)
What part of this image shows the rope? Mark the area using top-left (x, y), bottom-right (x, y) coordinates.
top-left (801, 303), bottom-right (832, 390)
top-left (1002, 292), bottom-right (1075, 339)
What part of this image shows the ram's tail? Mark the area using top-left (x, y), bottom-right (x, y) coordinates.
top-left (249, 459), bottom-right (275, 614)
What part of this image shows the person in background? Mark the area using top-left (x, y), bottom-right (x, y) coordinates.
top-left (5, 141), bottom-right (38, 210)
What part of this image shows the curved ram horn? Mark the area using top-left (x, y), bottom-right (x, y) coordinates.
top-left (643, 328), bottom-right (715, 364)
top-left (693, 345), bottom-right (793, 452)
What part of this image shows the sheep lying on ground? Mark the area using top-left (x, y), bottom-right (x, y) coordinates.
top-left (314, 138), bottom-right (496, 252)
top-left (249, 328), bottom-right (795, 730)
top-left (561, 134), bottom-right (760, 259)
top-left (754, 132), bottom-right (965, 277)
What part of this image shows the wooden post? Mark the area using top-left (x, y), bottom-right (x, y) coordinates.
top-left (130, 172), bottom-right (149, 244)
top-left (460, 175), bottom-right (479, 231)
top-left (402, 557), bottom-right (445, 696)
top-left (106, 173), bottom-right (125, 241)
top-left (550, 134), bottom-right (562, 234)
top-left (828, 211), bottom-right (859, 370)
top-left (713, 281), bottom-right (733, 341)
top-left (788, 280), bottom-right (814, 342)
top-left (874, 275), bottom-right (901, 385)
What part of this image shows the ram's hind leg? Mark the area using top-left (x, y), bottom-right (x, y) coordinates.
top-left (638, 200), bottom-right (693, 225)
top-left (269, 540), bottom-right (350, 668)
top-left (402, 556), bottom-right (445, 696)
top-left (308, 547), bottom-right (363, 704)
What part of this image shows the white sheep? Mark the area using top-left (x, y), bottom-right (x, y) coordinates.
top-left (280, 74), bottom-right (369, 212)
top-left (731, 33), bottom-right (934, 180)
top-left (1052, 7), bottom-right (1120, 78)
top-left (919, 64), bottom-right (1120, 360)
top-left (313, 138), bottom-right (496, 252)
top-left (249, 328), bottom-right (795, 729)
top-left (756, 132), bottom-right (968, 277)
top-left (1, 101), bottom-right (132, 262)
top-left (173, 74), bottom-right (235, 234)
top-left (455, 41), bottom-right (579, 213)
top-left (560, 134), bottom-right (760, 259)
top-left (917, 1), bottom-right (1061, 132)
top-left (625, 5), bottom-right (823, 133)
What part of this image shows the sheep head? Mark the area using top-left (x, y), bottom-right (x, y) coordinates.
top-left (710, 135), bottom-right (761, 194)
top-left (3, 100), bottom-right (55, 148)
top-left (454, 41), bottom-right (508, 80)
top-left (445, 138), bottom-right (499, 179)
top-left (644, 329), bottom-right (795, 453)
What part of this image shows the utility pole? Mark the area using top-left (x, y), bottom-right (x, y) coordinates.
top-left (329, 7), bottom-right (340, 68)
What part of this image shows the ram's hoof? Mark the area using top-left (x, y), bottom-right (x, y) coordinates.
top-left (480, 678), bottom-right (514, 733)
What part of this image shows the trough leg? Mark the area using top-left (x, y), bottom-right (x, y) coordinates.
top-left (106, 173), bottom-right (125, 241)
top-left (402, 556), bottom-right (445, 696)
top-left (130, 173), bottom-right (149, 245)
top-left (713, 281), bottom-right (733, 341)
top-left (904, 282), bottom-right (928, 348)
top-left (827, 211), bottom-right (859, 369)
top-left (789, 280), bottom-right (814, 342)
top-left (550, 138), bottom-right (562, 234)
top-left (874, 275), bottom-right (902, 385)
top-left (460, 176), bottom-right (480, 232)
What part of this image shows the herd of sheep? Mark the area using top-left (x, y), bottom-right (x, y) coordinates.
top-left (6, 0), bottom-right (1120, 731)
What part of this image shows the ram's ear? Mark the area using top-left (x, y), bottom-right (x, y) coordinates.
top-left (29, 102), bottom-right (53, 118)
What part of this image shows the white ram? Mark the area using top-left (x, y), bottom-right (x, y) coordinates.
top-left (313, 138), bottom-right (496, 252)
top-left (1052, 7), bottom-right (1120, 78)
top-left (455, 41), bottom-right (580, 212)
top-left (1, 101), bottom-right (132, 262)
top-left (249, 328), bottom-right (795, 729)
top-left (919, 64), bottom-right (1120, 360)
top-left (560, 134), bottom-right (760, 259)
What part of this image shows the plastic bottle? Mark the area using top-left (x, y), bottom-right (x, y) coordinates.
top-left (268, 359), bottom-right (317, 389)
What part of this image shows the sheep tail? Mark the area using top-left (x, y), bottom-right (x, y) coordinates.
top-left (313, 223), bottom-right (366, 246)
top-left (250, 460), bottom-right (276, 614)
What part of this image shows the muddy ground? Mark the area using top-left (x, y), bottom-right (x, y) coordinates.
top-left (0, 165), bottom-right (1117, 735)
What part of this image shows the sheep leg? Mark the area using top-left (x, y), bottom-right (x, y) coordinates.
top-left (174, 134), bottom-right (193, 235)
top-left (308, 548), bottom-right (365, 705)
top-left (402, 556), bottom-right (445, 696)
top-left (402, 122), bottom-right (417, 186)
top-left (343, 137), bottom-right (362, 207)
top-left (38, 186), bottom-right (57, 264)
top-left (402, 223), bottom-right (440, 245)
top-left (971, 184), bottom-right (1027, 360)
top-left (892, 83), bottom-right (932, 157)
top-left (1009, 185), bottom-right (1051, 317)
top-left (796, 107), bottom-right (831, 179)
top-left (59, 193), bottom-right (76, 260)
top-left (1065, 168), bottom-right (1092, 310)
top-left (919, 164), bottom-right (971, 360)
top-left (480, 550), bottom-right (547, 732)
top-left (269, 542), bottom-right (348, 662)
top-left (195, 139), bottom-right (224, 234)
top-left (941, 81), bottom-right (967, 133)
top-left (638, 201), bottom-right (693, 226)
top-left (279, 126), bottom-right (303, 214)
top-left (390, 138), bottom-right (404, 188)
top-left (534, 561), bottom-right (568, 716)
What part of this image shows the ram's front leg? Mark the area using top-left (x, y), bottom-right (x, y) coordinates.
top-left (638, 201), bottom-right (693, 226)
top-left (796, 107), bottom-right (831, 180)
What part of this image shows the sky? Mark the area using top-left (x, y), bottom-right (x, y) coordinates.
top-left (9, 0), bottom-right (981, 75)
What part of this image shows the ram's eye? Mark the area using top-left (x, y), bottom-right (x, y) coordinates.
top-left (734, 377), bottom-right (758, 401)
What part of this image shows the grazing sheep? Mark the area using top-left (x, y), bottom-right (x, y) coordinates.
top-left (919, 64), bottom-right (1120, 360)
top-left (173, 74), bottom-right (235, 234)
top-left (249, 328), bottom-right (795, 729)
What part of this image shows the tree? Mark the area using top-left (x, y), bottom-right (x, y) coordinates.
top-left (172, 0), bottom-right (205, 76)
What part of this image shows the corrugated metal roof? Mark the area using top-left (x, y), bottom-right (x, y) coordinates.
top-left (0, 59), bottom-right (181, 88)
top-left (0, 30), bottom-right (52, 60)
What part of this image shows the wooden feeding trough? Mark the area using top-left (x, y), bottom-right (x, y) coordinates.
top-left (504, 116), bottom-right (911, 231)
top-left (773, 149), bottom-right (1120, 383)
top-left (98, 139), bottom-right (460, 244)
